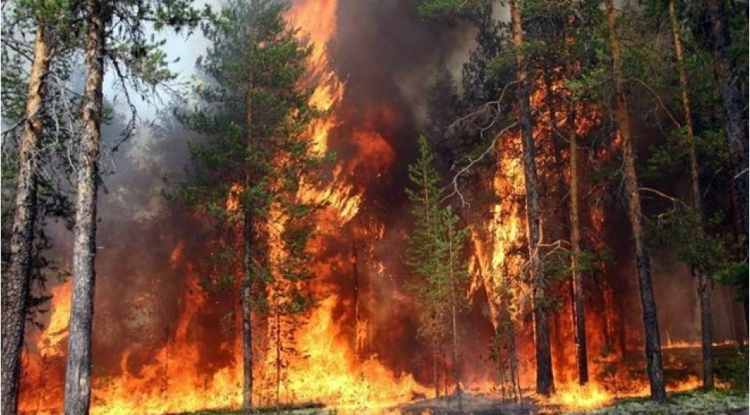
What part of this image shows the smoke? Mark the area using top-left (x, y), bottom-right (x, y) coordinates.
top-left (21, 0), bottom-right (748, 411)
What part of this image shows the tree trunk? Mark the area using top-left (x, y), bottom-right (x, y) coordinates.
top-left (242, 81), bottom-right (254, 413)
top-left (64, 1), bottom-right (105, 413)
top-left (451, 299), bottom-right (460, 408)
top-left (242, 207), bottom-right (253, 412)
top-left (668, 0), bottom-right (714, 389)
top-left (1, 23), bottom-right (51, 415)
top-left (705, 0), bottom-right (749, 239)
top-left (509, 0), bottom-right (554, 396)
top-left (275, 298), bottom-right (281, 411)
top-left (569, 121), bottom-right (589, 385)
top-left (434, 331), bottom-right (439, 398)
top-left (605, 0), bottom-right (666, 402)
top-left (508, 320), bottom-right (521, 402)
top-left (448, 226), bottom-right (461, 410)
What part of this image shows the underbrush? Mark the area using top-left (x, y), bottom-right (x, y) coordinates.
top-left (564, 389), bottom-right (748, 415)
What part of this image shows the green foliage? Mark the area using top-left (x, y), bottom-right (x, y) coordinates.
top-left (564, 388), bottom-right (748, 414)
top-left (714, 262), bottom-right (749, 303)
top-left (405, 136), bottom-right (470, 347)
top-left (1, 0), bottom-right (81, 326)
top-left (715, 347), bottom-right (749, 394)
top-left (175, 0), bottom-right (325, 316)
top-left (413, 0), bottom-right (486, 21)
top-left (646, 206), bottom-right (732, 276)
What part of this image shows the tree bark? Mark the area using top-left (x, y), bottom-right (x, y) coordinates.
top-left (64, 0), bottom-right (105, 413)
top-left (434, 330), bottom-right (439, 398)
top-left (1, 23), bottom-right (51, 415)
top-left (668, 0), bottom-right (714, 389)
top-left (605, 0), bottom-right (667, 402)
top-left (242, 81), bottom-right (254, 413)
top-left (705, 0), bottom-right (749, 239)
top-left (569, 121), bottom-right (589, 386)
top-left (509, 0), bottom-right (554, 396)
top-left (448, 225), bottom-right (461, 410)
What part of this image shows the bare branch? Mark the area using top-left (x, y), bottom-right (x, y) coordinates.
top-left (442, 121), bottom-right (519, 208)
top-left (628, 77), bottom-right (681, 129)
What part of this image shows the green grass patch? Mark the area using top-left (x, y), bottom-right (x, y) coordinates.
top-left (563, 388), bottom-right (749, 415)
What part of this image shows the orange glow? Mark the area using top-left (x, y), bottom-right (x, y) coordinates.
top-left (225, 183), bottom-right (243, 212)
top-left (551, 383), bottom-right (613, 410)
top-left (18, 3), bottom-right (743, 414)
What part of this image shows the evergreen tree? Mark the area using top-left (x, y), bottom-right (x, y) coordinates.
top-left (703, 0), bottom-right (748, 237)
top-left (406, 136), bottom-right (469, 408)
top-left (64, 0), bottom-right (203, 413)
top-left (1, 2), bottom-right (79, 412)
top-left (176, 0), bottom-right (323, 410)
top-left (604, 0), bottom-right (666, 402)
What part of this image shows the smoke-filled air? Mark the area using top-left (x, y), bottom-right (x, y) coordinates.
top-left (2, 0), bottom-right (748, 414)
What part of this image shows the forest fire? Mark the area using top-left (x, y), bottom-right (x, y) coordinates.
top-left (13, 0), bottom-right (748, 414)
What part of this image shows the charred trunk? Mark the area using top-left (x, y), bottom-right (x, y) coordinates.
top-left (569, 123), bottom-right (589, 385)
top-left (64, 1), bottom-right (105, 413)
top-left (509, 0), bottom-right (554, 396)
top-left (605, 0), bottom-right (666, 402)
top-left (1, 23), bottom-right (51, 415)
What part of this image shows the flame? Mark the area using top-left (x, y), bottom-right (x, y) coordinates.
top-left (35, 281), bottom-right (72, 356)
top-left (17, 3), bottom-right (745, 414)
top-left (551, 383), bottom-right (613, 410)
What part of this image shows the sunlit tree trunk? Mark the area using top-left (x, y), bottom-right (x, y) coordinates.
top-left (668, 0), bottom-right (714, 389)
top-left (705, 0), bottom-right (749, 239)
top-left (64, 0), bottom-right (105, 412)
top-left (1, 23), bottom-right (51, 415)
top-left (604, 0), bottom-right (666, 402)
top-left (509, 0), bottom-right (554, 396)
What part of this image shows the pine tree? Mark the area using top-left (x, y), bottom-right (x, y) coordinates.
top-left (666, 0), bottom-right (714, 388)
top-left (406, 136), bottom-right (469, 408)
top-left (64, 1), bottom-right (203, 413)
top-left (1, 2), bottom-right (78, 412)
top-left (604, 0), bottom-right (666, 402)
top-left (704, 0), bottom-right (748, 237)
top-left (508, 0), bottom-right (554, 396)
top-left (176, 0), bottom-right (322, 410)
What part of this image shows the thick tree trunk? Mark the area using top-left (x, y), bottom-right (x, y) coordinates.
top-left (569, 124), bottom-right (589, 385)
top-left (509, 0), bottom-right (554, 396)
top-left (1, 23), bottom-right (51, 415)
top-left (705, 0), bottom-right (749, 239)
top-left (64, 1), bottom-right (105, 413)
top-left (605, 0), bottom-right (667, 402)
top-left (668, 0), bottom-right (714, 388)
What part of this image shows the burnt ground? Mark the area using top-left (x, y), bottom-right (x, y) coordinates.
top-left (400, 394), bottom-right (545, 414)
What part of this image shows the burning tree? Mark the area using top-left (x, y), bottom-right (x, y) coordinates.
top-left (176, 0), bottom-right (324, 410)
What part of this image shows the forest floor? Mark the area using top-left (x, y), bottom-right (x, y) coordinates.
top-left (179, 388), bottom-right (749, 415)
top-left (400, 388), bottom-right (749, 415)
